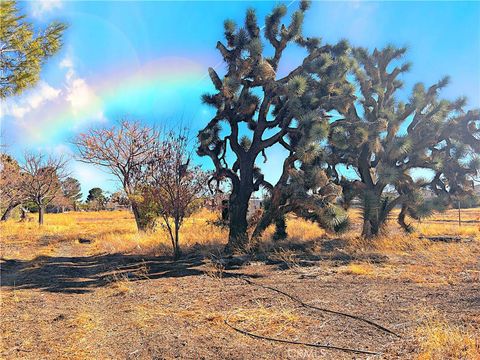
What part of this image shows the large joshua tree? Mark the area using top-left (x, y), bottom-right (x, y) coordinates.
top-left (327, 46), bottom-right (480, 238)
top-left (198, 1), bottom-right (354, 251)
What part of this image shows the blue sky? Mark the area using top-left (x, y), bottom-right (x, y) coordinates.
top-left (1, 0), bottom-right (479, 197)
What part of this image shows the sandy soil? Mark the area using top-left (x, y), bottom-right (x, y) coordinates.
top-left (1, 233), bottom-right (479, 359)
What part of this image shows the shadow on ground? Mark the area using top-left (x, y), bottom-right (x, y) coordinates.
top-left (0, 253), bottom-right (257, 294)
top-left (1, 237), bottom-right (388, 294)
top-left (264, 238), bottom-right (388, 270)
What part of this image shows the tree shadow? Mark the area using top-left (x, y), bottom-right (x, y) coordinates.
top-left (264, 237), bottom-right (388, 270)
top-left (0, 253), bottom-right (258, 294)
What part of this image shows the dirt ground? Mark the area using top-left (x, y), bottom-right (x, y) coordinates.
top-left (1, 211), bottom-right (479, 359)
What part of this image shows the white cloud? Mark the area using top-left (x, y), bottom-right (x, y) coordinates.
top-left (2, 81), bottom-right (61, 119)
top-left (67, 78), bottom-right (96, 113)
top-left (59, 56), bottom-right (73, 69)
top-left (52, 143), bottom-right (74, 156)
top-left (60, 55), bottom-right (105, 121)
top-left (30, 0), bottom-right (63, 19)
top-left (1, 54), bottom-right (107, 149)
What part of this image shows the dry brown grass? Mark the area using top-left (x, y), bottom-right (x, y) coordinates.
top-left (262, 216), bottom-right (327, 242)
top-left (339, 262), bottom-right (375, 276)
top-left (1, 207), bottom-right (479, 359)
top-left (0, 208), bottom-right (227, 260)
top-left (415, 309), bottom-right (480, 360)
top-left (227, 304), bottom-right (303, 338)
top-left (1, 207), bottom-right (478, 290)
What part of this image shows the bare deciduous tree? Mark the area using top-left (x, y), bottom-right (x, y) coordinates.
top-left (74, 120), bottom-right (159, 231)
top-left (0, 153), bottom-right (26, 220)
top-left (144, 133), bottom-right (209, 259)
top-left (20, 152), bottom-right (68, 225)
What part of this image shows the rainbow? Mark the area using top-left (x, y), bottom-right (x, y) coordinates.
top-left (21, 56), bottom-right (209, 144)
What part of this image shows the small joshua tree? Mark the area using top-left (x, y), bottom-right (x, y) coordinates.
top-left (326, 46), bottom-right (480, 238)
top-left (198, 1), bottom-right (354, 251)
top-left (252, 157), bottom-right (348, 242)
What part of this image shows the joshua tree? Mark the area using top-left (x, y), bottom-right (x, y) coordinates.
top-left (327, 46), bottom-right (480, 238)
top-left (75, 120), bottom-right (160, 230)
top-left (0, 0), bottom-right (66, 98)
top-left (251, 157), bottom-right (348, 242)
top-left (198, 1), bottom-right (354, 251)
top-left (20, 153), bottom-right (68, 225)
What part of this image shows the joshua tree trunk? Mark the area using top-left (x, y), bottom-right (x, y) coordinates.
top-left (1, 202), bottom-right (19, 221)
top-left (252, 210), bottom-right (288, 243)
top-left (226, 190), bottom-right (251, 252)
top-left (38, 205), bottom-right (45, 225)
top-left (360, 188), bottom-right (383, 238)
top-left (251, 210), bottom-right (274, 241)
top-left (361, 189), bottom-right (401, 238)
top-left (225, 160), bottom-right (255, 252)
top-left (273, 215), bottom-right (287, 241)
top-left (361, 216), bottom-right (381, 238)
top-left (397, 203), bottom-right (414, 233)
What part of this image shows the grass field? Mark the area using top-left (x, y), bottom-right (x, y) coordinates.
top-left (1, 208), bottom-right (479, 359)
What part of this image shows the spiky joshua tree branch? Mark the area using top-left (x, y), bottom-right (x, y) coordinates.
top-left (327, 46), bottom-right (480, 237)
top-left (198, 1), bottom-right (355, 251)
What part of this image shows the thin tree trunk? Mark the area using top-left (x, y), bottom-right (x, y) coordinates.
top-left (131, 201), bottom-right (143, 231)
top-left (1, 202), bottom-right (19, 221)
top-left (173, 218), bottom-right (181, 260)
top-left (20, 207), bottom-right (28, 221)
top-left (38, 206), bottom-right (45, 225)
top-left (162, 215), bottom-right (177, 258)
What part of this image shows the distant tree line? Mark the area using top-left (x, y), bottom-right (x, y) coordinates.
top-left (0, 154), bottom-right (125, 220)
